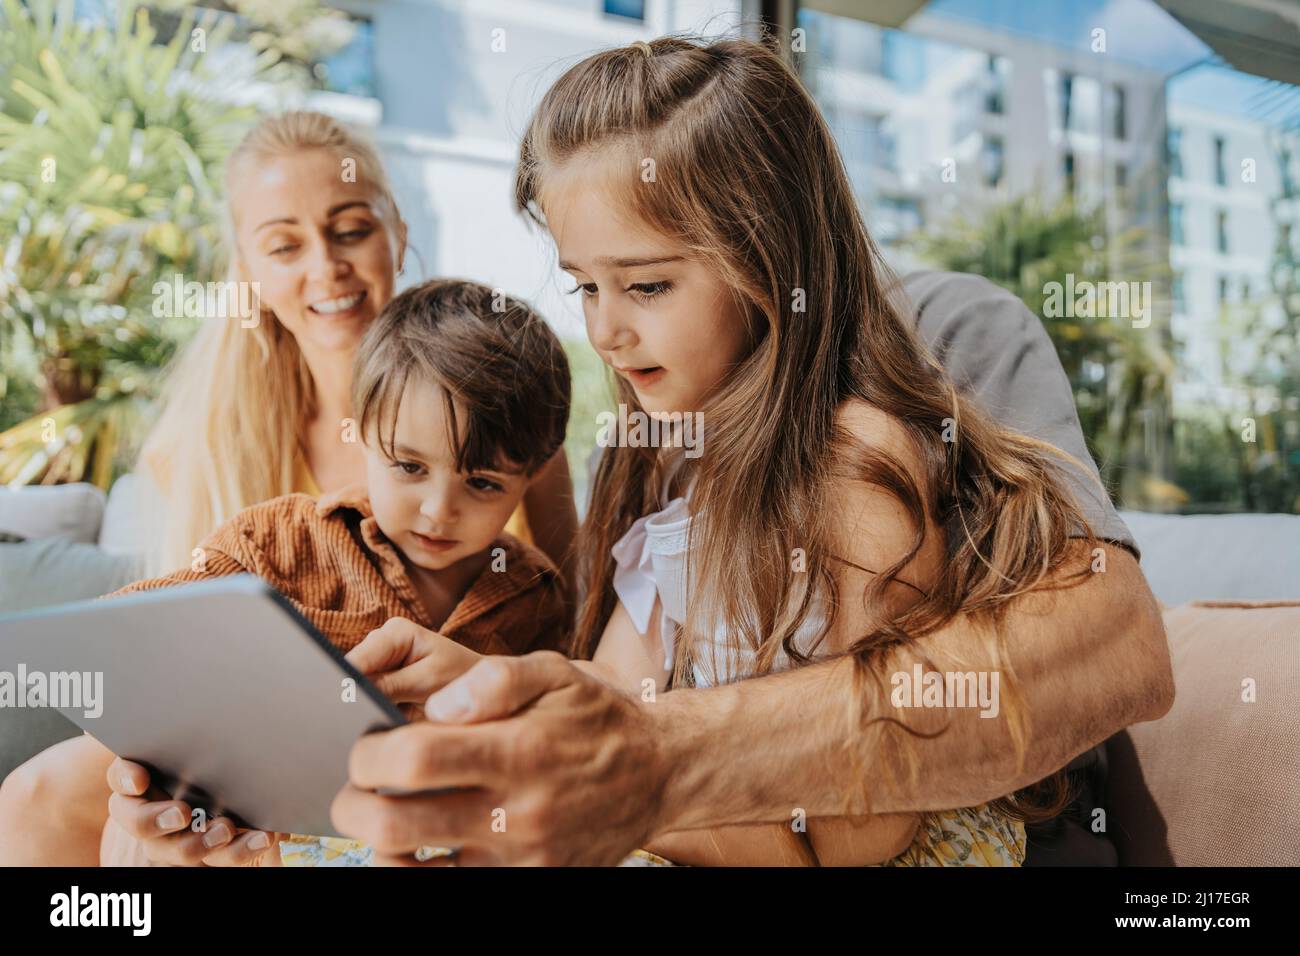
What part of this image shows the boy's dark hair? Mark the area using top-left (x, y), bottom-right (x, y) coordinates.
top-left (352, 278), bottom-right (570, 476)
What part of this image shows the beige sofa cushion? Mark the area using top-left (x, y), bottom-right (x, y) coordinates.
top-left (1108, 601), bottom-right (1300, 866)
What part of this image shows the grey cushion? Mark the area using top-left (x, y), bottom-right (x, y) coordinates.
top-left (1120, 511), bottom-right (1300, 606)
top-left (98, 472), bottom-right (160, 556)
top-left (0, 483), bottom-right (106, 544)
top-left (0, 538), bottom-right (144, 780)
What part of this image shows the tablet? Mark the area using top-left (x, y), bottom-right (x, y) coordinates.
top-left (0, 574), bottom-right (406, 837)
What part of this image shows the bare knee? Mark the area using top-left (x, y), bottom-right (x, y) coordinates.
top-left (0, 736), bottom-right (113, 866)
top-left (0, 755), bottom-right (64, 864)
top-left (0, 755), bottom-right (51, 819)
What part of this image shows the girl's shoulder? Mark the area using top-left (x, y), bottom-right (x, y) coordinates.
top-left (824, 399), bottom-right (945, 601)
top-left (832, 398), bottom-right (924, 473)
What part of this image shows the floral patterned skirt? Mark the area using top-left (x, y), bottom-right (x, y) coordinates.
top-left (278, 836), bottom-right (455, 867)
top-left (278, 803), bottom-right (1025, 867)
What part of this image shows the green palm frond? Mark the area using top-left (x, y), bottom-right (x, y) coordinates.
top-left (910, 194), bottom-right (1175, 505)
top-left (0, 0), bottom-right (262, 488)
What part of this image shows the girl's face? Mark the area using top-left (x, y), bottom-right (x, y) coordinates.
top-left (544, 161), bottom-right (750, 416)
top-left (230, 148), bottom-right (403, 356)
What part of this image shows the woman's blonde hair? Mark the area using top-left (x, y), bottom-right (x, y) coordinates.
top-left (516, 36), bottom-right (1098, 822)
top-left (139, 111), bottom-right (403, 573)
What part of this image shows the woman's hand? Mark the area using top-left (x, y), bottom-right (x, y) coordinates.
top-left (347, 617), bottom-right (484, 720)
top-left (103, 758), bottom-right (281, 866)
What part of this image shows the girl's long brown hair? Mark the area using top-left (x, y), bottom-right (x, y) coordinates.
top-left (515, 35), bottom-right (1097, 823)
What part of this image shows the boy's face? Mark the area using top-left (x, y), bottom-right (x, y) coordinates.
top-left (364, 379), bottom-right (532, 573)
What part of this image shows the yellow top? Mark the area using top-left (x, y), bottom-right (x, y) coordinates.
top-left (294, 453), bottom-right (323, 497)
top-left (294, 451), bottom-right (532, 542)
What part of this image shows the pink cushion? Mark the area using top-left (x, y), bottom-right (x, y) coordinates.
top-left (1108, 601), bottom-right (1300, 865)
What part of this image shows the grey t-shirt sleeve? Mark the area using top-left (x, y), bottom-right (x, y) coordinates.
top-left (897, 270), bottom-right (1137, 557)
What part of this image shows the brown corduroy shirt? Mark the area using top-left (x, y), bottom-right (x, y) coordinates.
top-left (107, 490), bottom-right (570, 657)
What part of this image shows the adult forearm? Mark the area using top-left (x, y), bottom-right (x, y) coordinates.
top-left (649, 544), bottom-right (1174, 830)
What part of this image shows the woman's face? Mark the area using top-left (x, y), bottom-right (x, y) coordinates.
top-left (543, 159), bottom-right (750, 417)
top-left (230, 148), bottom-right (403, 356)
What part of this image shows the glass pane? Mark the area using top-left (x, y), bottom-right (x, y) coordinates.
top-left (797, 0), bottom-right (1299, 514)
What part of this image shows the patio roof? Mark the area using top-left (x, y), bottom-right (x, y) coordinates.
top-left (1153, 0), bottom-right (1300, 86)
top-left (797, 0), bottom-right (1298, 84)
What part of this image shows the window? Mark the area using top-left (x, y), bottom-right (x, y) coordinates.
top-left (869, 116), bottom-right (898, 170)
top-left (981, 135), bottom-right (1005, 188)
top-left (793, 7), bottom-right (1300, 516)
top-left (984, 54), bottom-right (1008, 114)
top-left (877, 195), bottom-right (923, 240)
top-left (138, 3), bottom-right (377, 97)
top-left (603, 0), bottom-right (645, 20)
top-left (315, 14), bottom-right (375, 98)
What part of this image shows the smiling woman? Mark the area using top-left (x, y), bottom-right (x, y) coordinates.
top-left (138, 112), bottom-right (408, 574)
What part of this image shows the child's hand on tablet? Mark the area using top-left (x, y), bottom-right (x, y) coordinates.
top-left (347, 617), bottom-right (483, 721)
top-left (104, 757), bottom-right (282, 866)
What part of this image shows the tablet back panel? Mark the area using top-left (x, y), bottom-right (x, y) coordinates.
top-left (0, 574), bottom-right (405, 836)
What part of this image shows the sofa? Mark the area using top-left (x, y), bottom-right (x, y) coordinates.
top-left (1, 479), bottom-right (1297, 865)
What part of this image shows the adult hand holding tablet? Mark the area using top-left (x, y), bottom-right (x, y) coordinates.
top-left (330, 650), bottom-right (669, 866)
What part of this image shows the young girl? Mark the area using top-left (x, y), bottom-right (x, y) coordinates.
top-left (509, 35), bottom-right (1096, 865)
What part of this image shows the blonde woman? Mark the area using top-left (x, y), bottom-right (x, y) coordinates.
top-left (0, 112), bottom-right (577, 866)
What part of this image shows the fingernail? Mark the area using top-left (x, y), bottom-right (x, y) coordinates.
top-left (156, 807), bottom-right (186, 830)
top-left (426, 683), bottom-right (473, 722)
top-left (120, 773), bottom-right (137, 795)
top-left (202, 822), bottom-right (232, 848)
top-left (247, 832), bottom-right (270, 851)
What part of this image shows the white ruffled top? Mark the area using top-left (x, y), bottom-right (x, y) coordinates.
top-left (609, 468), bottom-right (828, 688)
